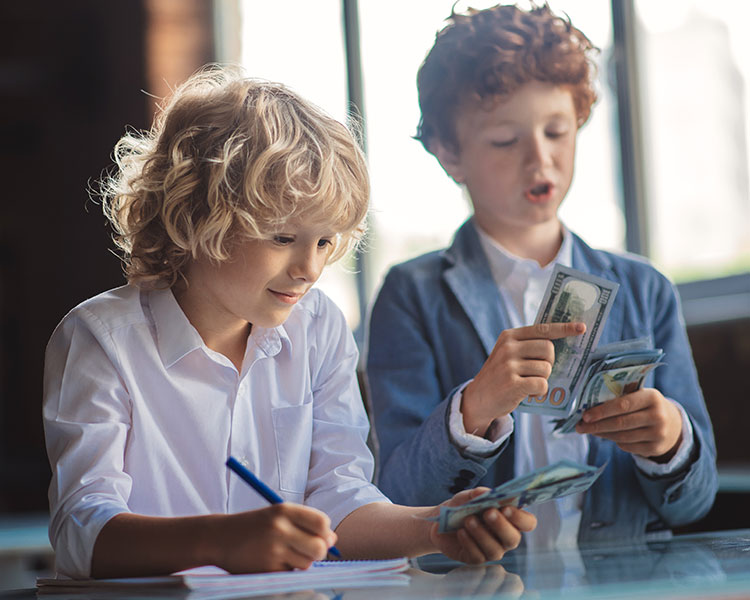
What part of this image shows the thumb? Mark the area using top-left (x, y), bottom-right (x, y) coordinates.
top-left (468, 486), bottom-right (490, 500)
top-left (447, 486), bottom-right (490, 506)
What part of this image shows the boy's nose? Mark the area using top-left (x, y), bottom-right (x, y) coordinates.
top-left (526, 135), bottom-right (554, 169)
top-left (290, 246), bottom-right (325, 282)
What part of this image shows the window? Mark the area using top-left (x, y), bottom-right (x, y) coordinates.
top-left (634, 1), bottom-right (750, 285)
top-left (218, 0), bottom-right (750, 330)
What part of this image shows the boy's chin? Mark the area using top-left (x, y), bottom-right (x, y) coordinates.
top-left (253, 311), bottom-right (294, 330)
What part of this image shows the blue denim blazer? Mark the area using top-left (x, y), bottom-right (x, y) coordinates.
top-left (366, 219), bottom-right (718, 543)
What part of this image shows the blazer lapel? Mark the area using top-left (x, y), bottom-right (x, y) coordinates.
top-left (440, 227), bottom-right (627, 371)
top-left (442, 220), bottom-right (511, 356)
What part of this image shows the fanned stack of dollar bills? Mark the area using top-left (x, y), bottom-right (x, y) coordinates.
top-left (433, 460), bottom-right (605, 533)
top-left (517, 264), bottom-right (665, 435)
top-left (552, 337), bottom-right (664, 434)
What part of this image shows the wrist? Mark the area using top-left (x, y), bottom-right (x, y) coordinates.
top-left (650, 431), bottom-right (684, 464)
top-left (198, 513), bottom-right (229, 569)
top-left (417, 506), bottom-right (442, 556)
top-left (461, 382), bottom-right (494, 436)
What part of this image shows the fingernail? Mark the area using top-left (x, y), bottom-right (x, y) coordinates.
top-left (468, 517), bottom-right (478, 529)
top-left (486, 510), bottom-right (498, 522)
top-left (502, 507), bottom-right (513, 518)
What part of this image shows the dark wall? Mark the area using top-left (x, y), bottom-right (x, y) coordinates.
top-left (0, 2), bottom-right (148, 510)
top-left (675, 317), bottom-right (750, 534)
top-left (688, 318), bottom-right (750, 466)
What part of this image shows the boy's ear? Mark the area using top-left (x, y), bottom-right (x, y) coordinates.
top-left (432, 141), bottom-right (465, 184)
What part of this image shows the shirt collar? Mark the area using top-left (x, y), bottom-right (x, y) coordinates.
top-left (148, 287), bottom-right (204, 368)
top-left (147, 287), bottom-right (290, 369)
top-left (475, 221), bottom-right (573, 287)
top-left (248, 323), bottom-right (290, 358)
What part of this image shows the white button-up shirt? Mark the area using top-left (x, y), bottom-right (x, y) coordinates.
top-left (43, 285), bottom-right (387, 578)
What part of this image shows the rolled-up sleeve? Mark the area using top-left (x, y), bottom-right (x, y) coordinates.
top-left (43, 310), bottom-right (133, 578)
top-left (303, 298), bottom-right (389, 528)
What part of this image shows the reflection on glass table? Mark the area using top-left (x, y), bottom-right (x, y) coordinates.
top-left (8, 529), bottom-right (750, 600)
top-left (410, 528), bottom-right (749, 599)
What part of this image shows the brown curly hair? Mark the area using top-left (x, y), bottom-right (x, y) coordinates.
top-left (416, 2), bottom-right (598, 154)
top-left (98, 65), bottom-right (370, 289)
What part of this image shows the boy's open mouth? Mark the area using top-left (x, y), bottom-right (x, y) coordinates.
top-left (525, 182), bottom-right (553, 203)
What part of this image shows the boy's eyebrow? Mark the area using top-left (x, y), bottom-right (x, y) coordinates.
top-left (487, 111), bottom-right (574, 124)
top-left (544, 111), bottom-right (576, 120)
top-left (479, 115), bottom-right (574, 132)
top-left (484, 119), bottom-right (516, 127)
top-left (268, 228), bottom-right (341, 238)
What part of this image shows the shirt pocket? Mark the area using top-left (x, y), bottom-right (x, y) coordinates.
top-left (271, 403), bottom-right (313, 494)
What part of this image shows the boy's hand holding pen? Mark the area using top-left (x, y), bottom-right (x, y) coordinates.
top-left (226, 456), bottom-right (341, 567)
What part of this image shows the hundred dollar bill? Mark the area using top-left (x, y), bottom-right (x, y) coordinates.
top-left (519, 265), bottom-right (619, 416)
top-left (594, 336), bottom-right (655, 358)
top-left (553, 360), bottom-right (664, 435)
top-left (432, 460), bottom-right (605, 533)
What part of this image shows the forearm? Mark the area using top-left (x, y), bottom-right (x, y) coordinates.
top-left (377, 395), bottom-right (500, 506)
top-left (333, 502), bottom-right (436, 559)
top-left (334, 498), bottom-right (537, 565)
top-left (91, 513), bottom-right (222, 578)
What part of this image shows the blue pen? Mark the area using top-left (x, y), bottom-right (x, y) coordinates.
top-left (226, 456), bottom-right (341, 558)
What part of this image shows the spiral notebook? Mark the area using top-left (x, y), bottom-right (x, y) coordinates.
top-left (36, 558), bottom-right (411, 597)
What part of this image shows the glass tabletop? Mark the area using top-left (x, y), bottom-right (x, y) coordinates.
top-left (406, 528), bottom-right (750, 599)
top-left (9, 529), bottom-right (750, 600)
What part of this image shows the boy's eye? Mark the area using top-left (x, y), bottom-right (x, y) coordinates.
top-left (317, 238), bottom-right (333, 249)
top-left (546, 129), bottom-right (569, 139)
top-left (491, 138), bottom-right (517, 148)
top-left (273, 235), bottom-right (294, 245)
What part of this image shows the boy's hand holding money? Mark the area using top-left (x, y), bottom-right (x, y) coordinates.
top-left (461, 322), bottom-right (586, 436)
top-left (428, 488), bottom-right (537, 564)
top-left (575, 387), bottom-right (683, 462)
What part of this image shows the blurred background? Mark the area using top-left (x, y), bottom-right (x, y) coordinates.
top-left (1, 0), bottom-right (749, 587)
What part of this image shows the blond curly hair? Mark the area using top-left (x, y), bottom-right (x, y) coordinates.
top-left (99, 65), bottom-right (370, 288)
